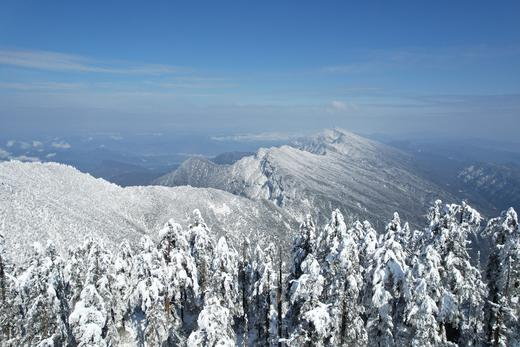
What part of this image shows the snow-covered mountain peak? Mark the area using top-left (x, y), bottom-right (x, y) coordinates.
top-left (155, 128), bottom-right (453, 227)
top-left (290, 128), bottom-right (394, 159)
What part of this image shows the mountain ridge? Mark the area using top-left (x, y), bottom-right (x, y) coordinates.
top-left (155, 128), bottom-right (455, 227)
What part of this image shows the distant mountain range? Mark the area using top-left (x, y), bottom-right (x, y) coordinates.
top-left (458, 163), bottom-right (520, 213)
top-left (154, 128), bottom-right (454, 228)
top-left (3, 128), bottom-right (518, 261)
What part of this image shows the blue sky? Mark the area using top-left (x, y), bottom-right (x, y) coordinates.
top-left (0, 1), bottom-right (519, 139)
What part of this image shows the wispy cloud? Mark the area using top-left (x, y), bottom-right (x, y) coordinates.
top-left (0, 49), bottom-right (184, 75)
top-left (148, 77), bottom-right (238, 90)
top-left (0, 81), bottom-right (86, 91)
top-left (51, 140), bottom-right (71, 149)
top-left (0, 148), bottom-right (40, 162)
top-left (211, 131), bottom-right (302, 142)
top-left (0, 148), bottom-right (10, 159)
top-left (331, 100), bottom-right (347, 111)
top-left (325, 100), bottom-right (357, 113)
top-left (321, 45), bottom-right (520, 74)
top-left (322, 62), bottom-right (381, 74)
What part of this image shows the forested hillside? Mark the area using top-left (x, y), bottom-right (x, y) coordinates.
top-left (1, 201), bottom-right (519, 346)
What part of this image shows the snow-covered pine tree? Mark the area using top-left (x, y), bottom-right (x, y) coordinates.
top-left (18, 242), bottom-right (71, 346)
top-left (336, 223), bottom-right (367, 346)
top-left (238, 238), bottom-right (253, 346)
top-left (406, 279), bottom-right (445, 347)
top-left (83, 239), bottom-right (119, 346)
top-left (187, 236), bottom-right (239, 345)
top-left (286, 253), bottom-right (331, 346)
top-left (484, 207), bottom-right (520, 347)
top-left (358, 221), bottom-right (378, 269)
top-left (367, 217), bottom-right (409, 347)
top-left (386, 212), bottom-right (404, 245)
top-left (130, 235), bottom-right (172, 346)
top-left (316, 209), bottom-right (346, 344)
top-left (320, 210), bottom-right (367, 346)
top-left (405, 245), bottom-right (450, 346)
top-left (317, 209), bottom-right (346, 268)
top-left (284, 215), bottom-right (318, 340)
top-left (158, 219), bottom-right (199, 341)
top-left (187, 296), bottom-right (236, 346)
top-left (290, 214), bottom-right (317, 281)
top-left (189, 209), bottom-right (214, 305)
top-left (0, 224), bottom-right (7, 313)
top-left (0, 225), bottom-right (23, 344)
top-left (428, 201), bottom-right (486, 345)
top-left (276, 247), bottom-right (284, 347)
top-left (112, 240), bottom-right (133, 335)
top-left (358, 220), bottom-right (379, 314)
top-left (249, 243), bottom-right (279, 346)
top-left (64, 241), bottom-right (89, 306)
top-left (69, 284), bottom-right (107, 347)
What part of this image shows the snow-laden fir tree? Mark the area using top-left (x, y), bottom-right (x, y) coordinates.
top-left (112, 240), bottom-right (133, 333)
top-left (249, 243), bottom-right (279, 346)
top-left (290, 214), bottom-right (317, 281)
top-left (336, 222), bottom-right (367, 346)
top-left (158, 219), bottom-right (199, 335)
top-left (483, 207), bottom-right (520, 347)
top-left (426, 201), bottom-right (486, 345)
top-left (188, 236), bottom-right (239, 346)
top-left (286, 253), bottom-right (331, 346)
top-left (316, 209), bottom-right (346, 267)
top-left (64, 242), bottom-right (89, 306)
top-left (367, 216), bottom-right (409, 347)
top-left (189, 209), bottom-right (214, 305)
top-left (238, 238), bottom-right (253, 346)
top-left (284, 214), bottom-right (318, 339)
top-left (83, 239), bottom-right (119, 346)
top-left (358, 220), bottom-right (378, 268)
top-left (358, 220), bottom-right (379, 312)
top-left (320, 210), bottom-right (367, 346)
top-left (0, 226), bottom-right (23, 345)
top-left (69, 284), bottom-right (107, 347)
top-left (130, 235), bottom-right (172, 346)
top-left (316, 209), bottom-right (346, 344)
top-left (406, 245), bottom-right (450, 346)
top-left (18, 242), bottom-right (71, 346)
top-left (406, 279), bottom-right (446, 347)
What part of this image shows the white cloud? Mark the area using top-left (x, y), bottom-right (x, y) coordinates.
top-left (0, 82), bottom-right (85, 91)
top-left (326, 100), bottom-right (356, 113)
top-left (0, 148), bottom-right (10, 159)
top-left (51, 141), bottom-right (72, 149)
top-left (19, 141), bottom-right (31, 150)
top-left (32, 141), bottom-right (43, 148)
top-left (46, 153), bottom-right (56, 158)
top-left (322, 63), bottom-right (376, 74)
top-left (6, 140), bottom-right (15, 147)
top-left (331, 100), bottom-right (347, 111)
top-left (0, 49), bottom-right (184, 75)
top-left (211, 131), bottom-right (301, 142)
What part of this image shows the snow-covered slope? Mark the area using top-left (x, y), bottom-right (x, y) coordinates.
top-left (0, 161), bottom-right (296, 261)
top-left (155, 128), bottom-right (454, 227)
